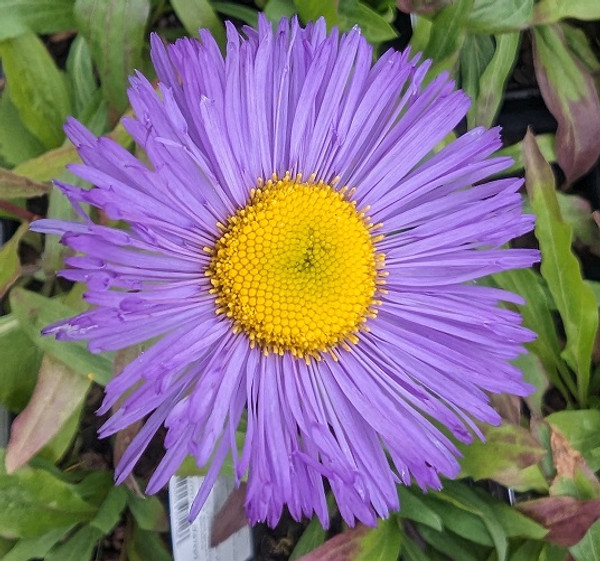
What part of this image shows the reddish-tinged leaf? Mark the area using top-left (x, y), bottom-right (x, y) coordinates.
top-left (296, 525), bottom-right (370, 561)
top-left (0, 168), bottom-right (50, 199)
top-left (210, 482), bottom-right (248, 547)
top-left (5, 354), bottom-right (90, 473)
top-left (532, 24), bottom-right (600, 184)
top-left (518, 496), bottom-right (600, 546)
top-left (397, 0), bottom-right (449, 14)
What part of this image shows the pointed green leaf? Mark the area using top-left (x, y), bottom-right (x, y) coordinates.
top-left (289, 518), bottom-right (327, 560)
top-left (474, 32), bottom-right (520, 128)
top-left (2, 526), bottom-right (76, 561)
top-left (44, 525), bottom-right (104, 561)
top-left (9, 287), bottom-right (113, 386)
top-left (170, 0), bottom-right (226, 47)
top-left (397, 486), bottom-right (443, 531)
top-left (570, 518), bottom-right (600, 561)
top-left (460, 34), bottom-right (495, 128)
top-left (0, 314), bottom-right (42, 412)
top-left (66, 35), bottom-right (97, 117)
top-left (491, 267), bottom-right (571, 402)
top-left (0, 33), bottom-right (71, 149)
top-left (0, 0), bottom-right (76, 41)
top-left (294, 0), bottom-right (339, 27)
top-left (0, 93), bottom-right (45, 167)
top-left (524, 130), bottom-right (598, 405)
top-left (354, 516), bottom-right (403, 561)
top-left (339, 0), bottom-right (397, 44)
top-left (0, 450), bottom-right (95, 539)
top-left (74, 0), bottom-right (151, 114)
top-left (126, 525), bottom-right (172, 561)
top-left (423, 0), bottom-right (473, 78)
top-left (467, 0), bottom-right (533, 33)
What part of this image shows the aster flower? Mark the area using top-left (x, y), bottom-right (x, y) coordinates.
top-left (32, 16), bottom-right (539, 528)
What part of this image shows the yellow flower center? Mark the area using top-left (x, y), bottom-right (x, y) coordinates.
top-left (205, 174), bottom-right (385, 361)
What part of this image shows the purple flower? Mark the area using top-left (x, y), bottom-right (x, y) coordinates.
top-left (32, 16), bottom-right (539, 527)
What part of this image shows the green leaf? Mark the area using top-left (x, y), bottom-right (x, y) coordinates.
top-left (90, 486), bottom-right (128, 534)
top-left (354, 516), bottom-right (403, 561)
top-left (397, 486), bottom-right (443, 531)
top-left (497, 134), bottom-right (556, 174)
top-left (430, 481), bottom-right (509, 561)
top-left (509, 540), bottom-right (544, 561)
top-left (513, 352), bottom-right (549, 418)
top-left (532, 24), bottom-right (600, 183)
top-left (460, 34), bottom-right (495, 128)
top-left (474, 32), bottom-right (520, 128)
top-left (420, 495), bottom-right (493, 547)
top-left (423, 0), bottom-right (473, 78)
top-left (5, 354), bottom-right (91, 473)
top-left (491, 267), bottom-right (571, 403)
top-left (211, 1), bottom-right (258, 26)
top-left (74, 0), bottom-right (151, 114)
top-left (0, 93), bottom-right (45, 167)
top-left (0, 0), bottom-right (76, 40)
top-left (339, 0), bottom-right (398, 44)
top-left (0, 314), bottom-right (42, 412)
top-left (546, 410), bottom-right (600, 472)
top-left (66, 35), bottom-right (98, 118)
top-left (534, 0), bottom-right (600, 23)
top-left (44, 525), bottom-right (103, 561)
top-left (0, 449), bottom-right (95, 539)
top-left (493, 502), bottom-right (548, 540)
top-left (555, 192), bottom-right (600, 252)
top-left (0, 222), bottom-right (27, 299)
top-left (562, 23), bottom-right (600, 77)
top-left (170, 0), bottom-right (226, 47)
top-left (467, 0), bottom-right (533, 33)
top-left (264, 0), bottom-right (296, 22)
top-left (458, 423), bottom-right (547, 492)
top-left (570, 518), bottom-right (600, 561)
top-left (126, 525), bottom-right (172, 561)
top-left (294, 0), bottom-right (339, 27)
top-left (0, 33), bottom-right (71, 149)
top-left (289, 517), bottom-right (327, 560)
top-left (417, 524), bottom-right (483, 561)
top-left (9, 287), bottom-right (113, 386)
top-left (524, 130), bottom-right (598, 405)
top-left (2, 526), bottom-right (76, 561)
top-left (127, 493), bottom-right (169, 532)
top-left (0, 168), bottom-right (50, 199)
top-left (12, 144), bottom-right (80, 183)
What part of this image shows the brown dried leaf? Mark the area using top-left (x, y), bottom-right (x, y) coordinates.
top-left (550, 426), bottom-right (600, 496)
top-left (210, 482), bottom-right (248, 547)
top-left (112, 346), bottom-right (143, 494)
top-left (518, 496), bottom-right (600, 546)
top-left (5, 354), bottom-right (90, 473)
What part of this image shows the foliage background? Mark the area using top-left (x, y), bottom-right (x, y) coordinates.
top-left (1, 0), bottom-right (600, 560)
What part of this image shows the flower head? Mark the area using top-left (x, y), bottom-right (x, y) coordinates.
top-left (32, 16), bottom-right (538, 527)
